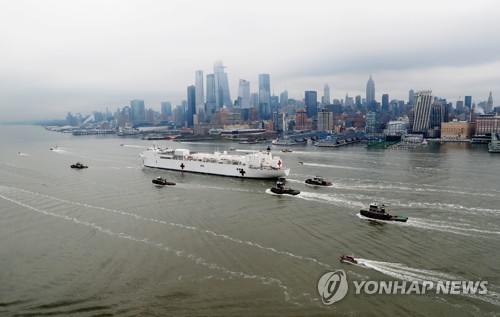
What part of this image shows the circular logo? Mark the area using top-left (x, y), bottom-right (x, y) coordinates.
top-left (317, 270), bottom-right (348, 305)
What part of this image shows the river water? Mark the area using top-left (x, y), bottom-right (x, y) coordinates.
top-left (0, 125), bottom-right (499, 316)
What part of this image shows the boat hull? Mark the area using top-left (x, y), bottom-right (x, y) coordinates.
top-left (142, 151), bottom-right (289, 179)
top-left (270, 187), bottom-right (300, 196)
top-left (360, 209), bottom-right (408, 222)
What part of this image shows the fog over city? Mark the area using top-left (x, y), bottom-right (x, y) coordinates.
top-left (1, 0), bottom-right (499, 121)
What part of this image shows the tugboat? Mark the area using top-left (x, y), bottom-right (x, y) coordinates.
top-left (281, 148), bottom-right (293, 153)
top-left (305, 176), bottom-right (333, 187)
top-left (270, 178), bottom-right (300, 196)
top-left (71, 162), bottom-right (88, 169)
top-left (152, 176), bottom-right (176, 186)
top-left (360, 203), bottom-right (408, 222)
top-left (340, 255), bottom-right (358, 264)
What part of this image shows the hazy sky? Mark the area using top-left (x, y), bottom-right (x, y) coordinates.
top-left (1, 0), bottom-right (499, 121)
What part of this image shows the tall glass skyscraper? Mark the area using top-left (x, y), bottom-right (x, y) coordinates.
top-left (206, 74), bottom-right (216, 118)
top-left (186, 85), bottom-right (196, 127)
top-left (195, 70), bottom-right (204, 115)
top-left (305, 91), bottom-right (318, 118)
top-left (214, 60), bottom-right (232, 108)
top-left (412, 90), bottom-right (433, 133)
top-left (238, 79), bottom-right (250, 108)
top-left (259, 74), bottom-right (271, 119)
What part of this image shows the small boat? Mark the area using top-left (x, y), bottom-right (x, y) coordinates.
top-left (270, 179), bottom-right (300, 196)
top-left (305, 176), bottom-right (332, 187)
top-left (360, 203), bottom-right (408, 222)
top-left (281, 149), bottom-right (292, 153)
top-left (152, 176), bottom-right (176, 186)
top-left (340, 255), bottom-right (357, 264)
top-left (298, 161), bottom-right (304, 164)
top-left (71, 162), bottom-right (88, 169)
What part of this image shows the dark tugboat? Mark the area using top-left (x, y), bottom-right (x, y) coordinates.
top-left (270, 178), bottom-right (300, 196)
top-left (152, 176), bottom-right (176, 186)
top-left (340, 255), bottom-right (358, 264)
top-left (360, 203), bottom-right (408, 222)
top-left (71, 162), bottom-right (88, 169)
top-left (305, 176), bottom-right (333, 187)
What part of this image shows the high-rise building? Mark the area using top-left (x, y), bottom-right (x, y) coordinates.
top-left (186, 85), bottom-right (196, 127)
top-left (412, 90), bottom-right (433, 133)
top-left (130, 99), bottom-right (145, 124)
top-left (214, 60), bottom-right (232, 108)
top-left (487, 92), bottom-right (494, 113)
top-left (366, 75), bottom-right (376, 110)
top-left (206, 74), bottom-right (216, 118)
top-left (366, 111), bottom-right (382, 133)
top-left (280, 90), bottom-right (288, 106)
top-left (409, 89), bottom-right (415, 105)
top-left (294, 108), bottom-right (308, 131)
top-left (195, 70), bottom-right (205, 115)
top-left (382, 94), bottom-right (389, 112)
top-left (272, 111), bottom-right (285, 133)
top-left (305, 91), bottom-right (318, 118)
top-left (160, 101), bottom-right (172, 120)
top-left (237, 79), bottom-right (250, 108)
top-left (465, 96), bottom-right (472, 110)
top-left (322, 84), bottom-right (331, 105)
top-left (317, 108), bottom-right (334, 132)
top-left (259, 74), bottom-right (271, 120)
top-left (250, 93), bottom-right (259, 108)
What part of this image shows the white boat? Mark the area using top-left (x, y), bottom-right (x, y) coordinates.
top-left (141, 147), bottom-right (290, 179)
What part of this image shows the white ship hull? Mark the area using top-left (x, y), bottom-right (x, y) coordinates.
top-left (141, 148), bottom-right (290, 179)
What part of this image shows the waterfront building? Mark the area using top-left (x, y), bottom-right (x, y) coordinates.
top-left (475, 114), bottom-right (500, 135)
top-left (195, 70), bottom-right (205, 115)
top-left (365, 111), bottom-right (382, 134)
top-left (238, 79), bottom-right (250, 108)
top-left (317, 108), bottom-right (334, 132)
top-left (294, 108), bottom-right (308, 131)
top-left (441, 121), bottom-right (476, 140)
top-left (272, 111), bottom-right (285, 133)
top-left (305, 91), bottom-right (318, 118)
top-left (412, 90), bottom-right (434, 134)
top-left (385, 121), bottom-right (408, 135)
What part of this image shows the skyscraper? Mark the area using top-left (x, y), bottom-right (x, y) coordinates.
top-left (195, 70), bottom-right (205, 115)
top-left (280, 90), bottom-right (288, 106)
top-left (130, 99), bottom-right (145, 125)
top-left (238, 79), bottom-right (250, 108)
top-left (305, 91), bottom-right (318, 118)
top-left (487, 91), bottom-right (493, 113)
top-left (412, 90), bottom-right (433, 133)
top-left (322, 84), bottom-right (331, 105)
top-left (206, 74), bottom-right (216, 118)
top-left (366, 75), bottom-right (375, 110)
top-left (409, 89), bottom-right (415, 105)
top-left (465, 96), bottom-right (472, 110)
top-left (382, 94), bottom-right (389, 112)
top-left (160, 101), bottom-right (172, 120)
top-left (186, 85), bottom-right (196, 127)
top-left (317, 108), bottom-right (334, 132)
top-left (259, 74), bottom-right (271, 119)
top-left (214, 60), bottom-right (232, 108)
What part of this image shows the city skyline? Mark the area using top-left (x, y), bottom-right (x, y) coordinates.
top-left (1, 0), bottom-right (499, 121)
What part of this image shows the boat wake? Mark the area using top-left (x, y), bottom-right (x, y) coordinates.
top-left (120, 144), bottom-right (145, 149)
top-left (356, 258), bottom-right (500, 307)
top-left (298, 191), bottom-right (365, 208)
top-left (300, 162), bottom-right (367, 171)
top-left (356, 213), bottom-right (500, 238)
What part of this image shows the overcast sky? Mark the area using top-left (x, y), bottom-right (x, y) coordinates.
top-left (1, 0), bottom-right (499, 121)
